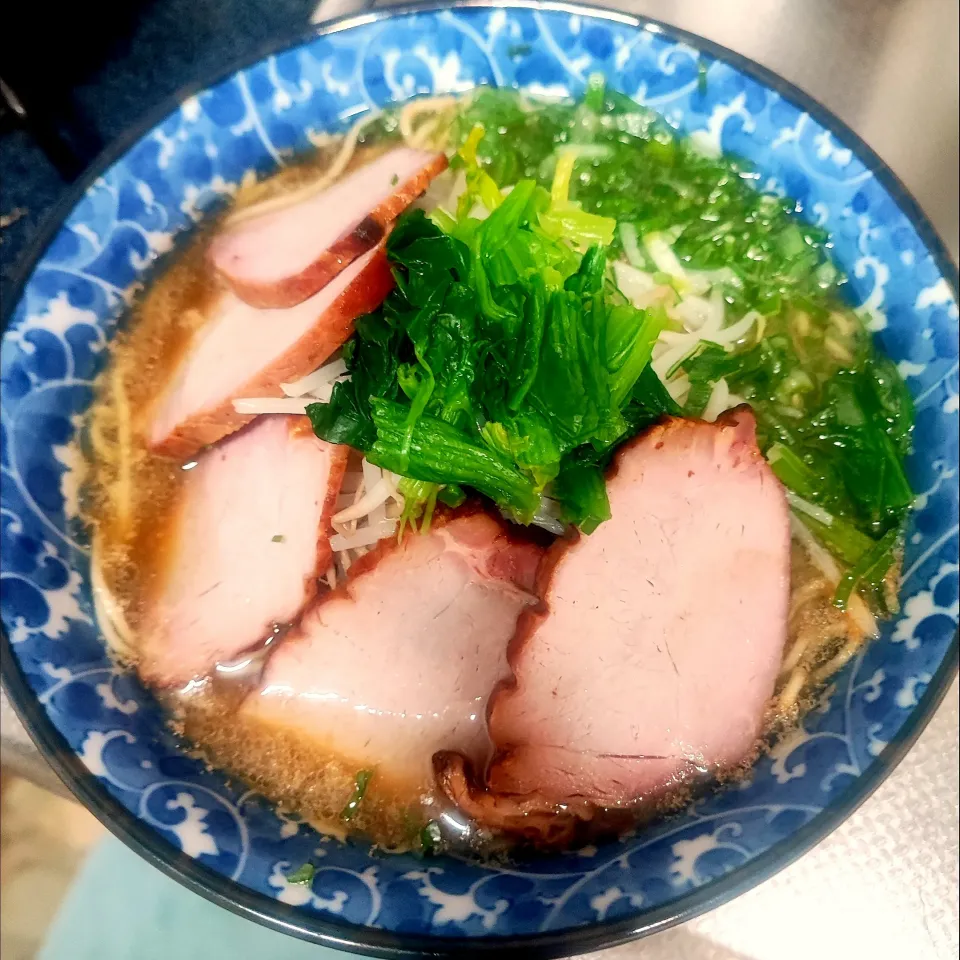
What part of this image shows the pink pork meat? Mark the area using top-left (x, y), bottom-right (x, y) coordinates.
top-left (439, 409), bottom-right (790, 828)
top-left (209, 148), bottom-right (448, 308)
top-left (148, 244), bottom-right (393, 460)
top-left (137, 415), bottom-right (347, 688)
top-left (243, 509), bottom-right (543, 796)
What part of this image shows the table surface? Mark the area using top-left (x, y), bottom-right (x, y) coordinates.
top-left (2, 0), bottom-right (958, 957)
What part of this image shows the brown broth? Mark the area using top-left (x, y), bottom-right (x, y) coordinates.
top-left (84, 140), bottom-right (389, 639)
top-left (173, 689), bottom-right (433, 848)
top-left (85, 227), bottom-right (217, 638)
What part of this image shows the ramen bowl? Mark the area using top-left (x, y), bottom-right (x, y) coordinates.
top-left (1, 3), bottom-right (957, 956)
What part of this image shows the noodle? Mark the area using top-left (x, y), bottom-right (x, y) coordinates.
top-left (788, 576), bottom-right (831, 620)
top-left (781, 616), bottom-right (824, 675)
top-left (333, 477), bottom-right (396, 524)
top-left (775, 519), bottom-right (880, 712)
top-left (398, 96), bottom-right (457, 149)
top-left (223, 112), bottom-right (384, 228)
top-left (111, 360), bottom-right (134, 536)
top-left (88, 407), bottom-right (117, 468)
top-left (777, 665), bottom-right (809, 714)
top-left (811, 635), bottom-right (863, 684)
top-left (824, 335), bottom-right (854, 364)
top-left (90, 531), bottom-right (136, 661)
top-left (848, 592), bottom-right (879, 638)
top-left (222, 95), bottom-right (457, 230)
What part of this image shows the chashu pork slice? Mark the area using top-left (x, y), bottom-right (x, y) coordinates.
top-left (137, 415), bottom-right (347, 688)
top-left (441, 409), bottom-right (790, 824)
top-left (243, 509), bottom-right (543, 797)
top-left (148, 244), bottom-right (393, 460)
top-left (209, 148), bottom-right (447, 308)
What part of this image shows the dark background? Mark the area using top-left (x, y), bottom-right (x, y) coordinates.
top-left (0, 0), bottom-right (321, 309)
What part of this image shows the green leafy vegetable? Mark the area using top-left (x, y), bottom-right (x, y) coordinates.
top-left (553, 458), bottom-right (611, 534)
top-left (729, 325), bottom-right (914, 541)
top-left (368, 399), bottom-right (540, 522)
top-left (448, 84), bottom-right (913, 591)
top-left (340, 770), bottom-right (374, 821)
top-left (680, 341), bottom-right (728, 417)
top-left (623, 364), bottom-right (682, 432)
top-left (309, 136), bottom-right (666, 531)
top-left (306, 82), bottom-right (913, 604)
top-left (606, 302), bottom-right (667, 407)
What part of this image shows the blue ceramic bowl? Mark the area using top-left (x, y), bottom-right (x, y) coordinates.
top-left (2, 3), bottom-right (958, 956)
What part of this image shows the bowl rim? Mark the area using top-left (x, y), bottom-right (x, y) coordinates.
top-left (2, 1), bottom-right (958, 956)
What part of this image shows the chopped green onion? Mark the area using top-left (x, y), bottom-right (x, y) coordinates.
top-left (785, 490), bottom-right (837, 528)
top-left (340, 769), bottom-right (374, 821)
top-left (550, 149), bottom-right (578, 205)
top-left (618, 222), bottom-right (643, 268)
top-left (643, 232), bottom-right (691, 290)
top-left (539, 205), bottom-right (616, 246)
top-left (664, 345), bottom-right (699, 382)
top-left (286, 863), bottom-right (315, 885)
top-left (428, 207), bottom-right (457, 233)
top-left (767, 444), bottom-right (818, 499)
top-left (784, 491), bottom-right (877, 567)
top-left (583, 72), bottom-right (607, 113)
top-left (419, 820), bottom-right (443, 855)
top-left (697, 58), bottom-right (709, 96)
top-left (834, 525), bottom-right (902, 610)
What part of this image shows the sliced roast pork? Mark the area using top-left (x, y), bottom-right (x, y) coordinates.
top-left (148, 244), bottom-right (393, 460)
top-left (138, 415), bottom-right (347, 688)
top-left (439, 409), bottom-right (790, 826)
top-left (242, 509), bottom-right (543, 798)
top-left (209, 148), bottom-right (448, 308)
